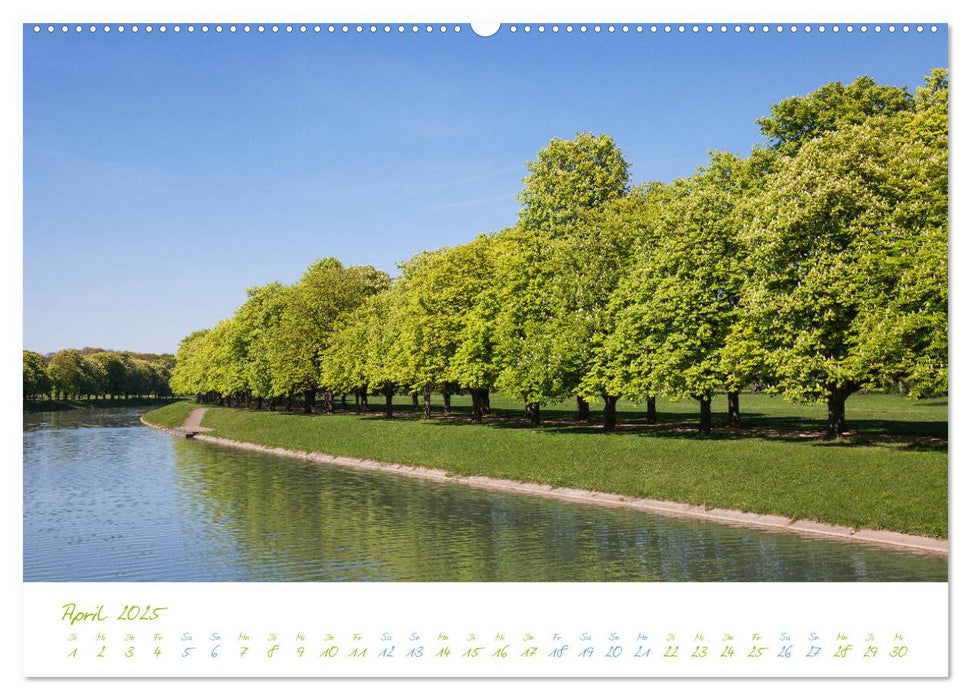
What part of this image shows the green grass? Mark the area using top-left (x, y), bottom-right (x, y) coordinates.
top-left (147, 393), bottom-right (948, 538)
top-left (25, 397), bottom-right (181, 413)
top-left (141, 400), bottom-right (200, 428)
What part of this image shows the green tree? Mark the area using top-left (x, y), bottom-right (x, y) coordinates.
top-left (397, 233), bottom-right (500, 420)
top-left (756, 75), bottom-right (914, 156)
top-left (498, 134), bottom-right (632, 424)
top-left (81, 355), bottom-right (108, 398)
top-left (23, 350), bottom-right (51, 400)
top-left (578, 183), bottom-right (670, 427)
top-left (87, 352), bottom-right (127, 398)
top-left (849, 71), bottom-right (948, 399)
top-left (46, 349), bottom-right (88, 399)
top-left (171, 330), bottom-right (212, 400)
top-left (518, 132), bottom-right (631, 231)
top-left (740, 102), bottom-right (946, 436)
top-left (449, 235), bottom-right (510, 422)
top-left (272, 259), bottom-right (390, 413)
top-left (321, 305), bottom-right (373, 412)
top-left (232, 282), bottom-right (291, 407)
top-left (354, 284), bottom-right (409, 418)
top-left (145, 360), bottom-right (173, 398)
top-left (599, 154), bottom-right (748, 434)
top-left (202, 319), bottom-right (248, 405)
top-left (557, 186), bottom-right (662, 429)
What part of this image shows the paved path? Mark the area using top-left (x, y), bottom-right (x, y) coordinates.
top-left (182, 407), bottom-right (211, 432)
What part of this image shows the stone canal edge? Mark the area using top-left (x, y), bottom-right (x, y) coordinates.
top-left (140, 410), bottom-right (948, 558)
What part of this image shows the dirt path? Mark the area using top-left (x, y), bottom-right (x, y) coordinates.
top-left (181, 407), bottom-right (212, 432)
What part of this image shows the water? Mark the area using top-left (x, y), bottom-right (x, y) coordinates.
top-left (23, 407), bottom-right (947, 582)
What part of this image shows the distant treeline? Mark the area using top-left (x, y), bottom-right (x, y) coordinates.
top-left (23, 347), bottom-right (175, 401)
top-left (171, 71), bottom-right (948, 437)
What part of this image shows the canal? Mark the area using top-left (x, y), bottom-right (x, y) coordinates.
top-left (23, 407), bottom-right (947, 582)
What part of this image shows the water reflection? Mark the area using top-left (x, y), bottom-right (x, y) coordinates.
top-left (23, 408), bottom-right (947, 582)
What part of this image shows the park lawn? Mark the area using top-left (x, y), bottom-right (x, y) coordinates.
top-left (138, 400), bottom-right (199, 427)
top-left (143, 393), bottom-right (948, 538)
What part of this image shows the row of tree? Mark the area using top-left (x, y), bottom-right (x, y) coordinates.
top-left (171, 70), bottom-right (948, 437)
top-left (22, 348), bottom-right (175, 401)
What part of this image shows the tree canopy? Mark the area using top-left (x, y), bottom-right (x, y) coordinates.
top-left (756, 75), bottom-right (915, 156)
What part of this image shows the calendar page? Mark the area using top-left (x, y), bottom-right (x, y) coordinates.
top-left (12, 0), bottom-right (955, 691)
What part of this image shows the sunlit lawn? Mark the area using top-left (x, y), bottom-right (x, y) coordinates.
top-left (138, 400), bottom-right (197, 427)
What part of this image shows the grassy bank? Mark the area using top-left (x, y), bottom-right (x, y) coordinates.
top-left (25, 397), bottom-right (180, 413)
top-left (143, 393), bottom-right (948, 538)
top-left (138, 400), bottom-right (199, 428)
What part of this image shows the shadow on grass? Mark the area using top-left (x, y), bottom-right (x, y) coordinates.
top-left (213, 402), bottom-right (946, 453)
top-left (447, 419), bottom-right (946, 453)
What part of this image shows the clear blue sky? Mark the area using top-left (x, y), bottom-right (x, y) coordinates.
top-left (23, 24), bottom-right (947, 354)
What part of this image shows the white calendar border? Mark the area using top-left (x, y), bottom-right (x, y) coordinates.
top-left (5, 0), bottom-right (961, 695)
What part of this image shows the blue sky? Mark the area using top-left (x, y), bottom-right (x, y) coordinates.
top-left (23, 23), bottom-right (948, 354)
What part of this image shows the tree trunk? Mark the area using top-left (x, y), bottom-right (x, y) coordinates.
top-left (384, 385), bottom-right (395, 418)
top-left (825, 385), bottom-right (857, 438)
top-left (646, 395), bottom-right (658, 424)
top-left (304, 388), bottom-right (316, 414)
top-left (482, 390), bottom-right (490, 415)
top-left (728, 391), bottom-right (741, 426)
top-left (576, 396), bottom-right (590, 421)
top-left (411, 392), bottom-right (419, 411)
top-left (341, 394), bottom-right (347, 411)
top-left (323, 390), bottom-right (334, 414)
top-left (471, 388), bottom-right (484, 424)
top-left (286, 391), bottom-right (293, 412)
top-left (443, 389), bottom-right (451, 415)
top-left (354, 391), bottom-right (361, 413)
top-left (698, 395), bottom-right (712, 435)
top-left (526, 401), bottom-right (541, 426)
top-left (603, 394), bottom-right (618, 431)
top-left (422, 386), bottom-right (432, 419)
top-left (827, 394), bottom-right (846, 437)
top-left (361, 384), bottom-right (369, 410)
